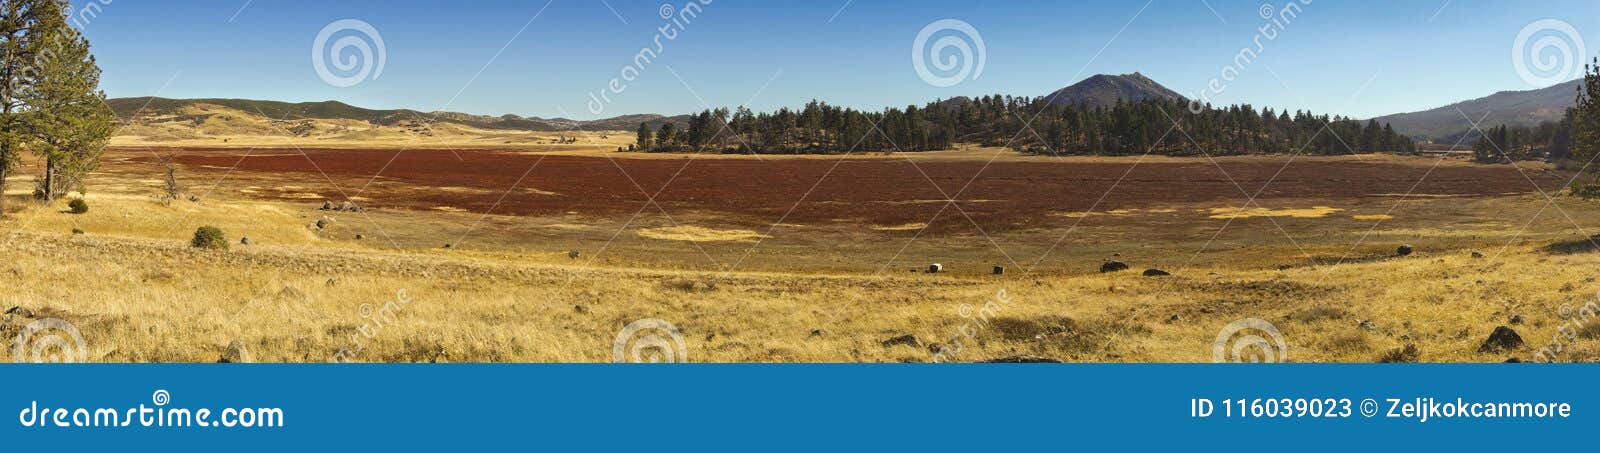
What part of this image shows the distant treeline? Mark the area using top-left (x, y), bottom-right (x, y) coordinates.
top-left (1452, 119), bottom-right (1573, 163)
top-left (629, 96), bottom-right (1417, 156)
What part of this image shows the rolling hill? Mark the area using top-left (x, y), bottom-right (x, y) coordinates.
top-left (106, 97), bottom-right (689, 133)
top-left (1371, 79), bottom-right (1579, 141)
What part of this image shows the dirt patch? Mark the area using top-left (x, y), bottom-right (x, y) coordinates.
top-left (637, 225), bottom-right (768, 242)
top-left (124, 148), bottom-right (1576, 233)
top-left (1208, 206), bottom-right (1344, 219)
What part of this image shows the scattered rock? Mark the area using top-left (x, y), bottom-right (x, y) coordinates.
top-left (809, 329), bottom-right (827, 337)
top-left (1100, 260), bottom-right (1129, 273)
top-left (1470, 251), bottom-right (1485, 259)
top-left (321, 201), bottom-right (334, 210)
top-left (1167, 314), bottom-right (1181, 323)
top-left (1508, 314), bottom-right (1525, 325)
top-left (315, 217), bottom-right (333, 229)
top-left (1396, 244), bottom-right (1413, 256)
top-left (218, 340), bottom-right (252, 363)
top-left (927, 263), bottom-right (943, 273)
top-left (979, 355), bottom-right (1063, 363)
top-left (1358, 320), bottom-right (1377, 331)
top-left (573, 305), bottom-right (590, 314)
top-left (927, 343), bottom-right (946, 354)
top-left (568, 250), bottom-right (581, 259)
top-left (1477, 326), bottom-right (1524, 353)
top-left (881, 334), bottom-right (920, 348)
top-left (239, 236), bottom-right (251, 245)
top-left (5, 306), bottom-right (35, 318)
top-left (443, 243), bottom-right (452, 249)
top-left (325, 278), bottom-right (339, 287)
top-left (1504, 357), bottom-right (1523, 363)
top-left (1277, 264), bottom-right (1293, 270)
top-left (354, 234), bottom-right (364, 240)
top-left (1142, 268), bottom-right (1170, 277)
top-left (992, 265), bottom-right (1004, 275)
top-left (70, 228), bottom-right (84, 235)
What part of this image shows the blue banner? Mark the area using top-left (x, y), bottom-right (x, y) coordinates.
top-left (0, 364), bottom-right (1592, 451)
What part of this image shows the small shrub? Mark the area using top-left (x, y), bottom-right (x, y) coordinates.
top-left (1378, 344), bottom-right (1420, 363)
top-left (67, 198), bottom-right (88, 214)
top-left (1572, 183), bottom-right (1600, 200)
top-left (191, 226), bottom-right (228, 250)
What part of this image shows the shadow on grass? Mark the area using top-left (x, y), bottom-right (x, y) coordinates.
top-left (1543, 235), bottom-right (1600, 255)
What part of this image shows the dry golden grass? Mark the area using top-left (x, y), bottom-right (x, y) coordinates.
top-left (4, 189), bottom-right (1600, 363)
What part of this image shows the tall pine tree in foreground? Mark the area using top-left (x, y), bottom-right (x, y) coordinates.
top-left (0, 0), bottom-right (50, 216)
top-left (22, 1), bottom-right (112, 200)
top-left (1571, 58), bottom-right (1600, 183)
top-left (0, 0), bottom-right (110, 212)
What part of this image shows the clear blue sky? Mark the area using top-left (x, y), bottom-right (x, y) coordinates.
top-left (76, 0), bottom-right (1600, 120)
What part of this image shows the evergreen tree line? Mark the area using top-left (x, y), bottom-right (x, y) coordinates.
top-left (631, 96), bottom-right (1416, 156)
top-left (0, 0), bottom-right (114, 216)
top-left (1463, 120), bottom-right (1571, 163)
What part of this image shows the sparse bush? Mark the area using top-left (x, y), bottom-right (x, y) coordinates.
top-left (1572, 183), bottom-right (1600, 200)
top-left (1378, 344), bottom-right (1420, 363)
top-left (191, 226), bottom-right (228, 250)
top-left (989, 316), bottom-right (1077, 341)
top-left (67, 198), bottom-right (88, 214)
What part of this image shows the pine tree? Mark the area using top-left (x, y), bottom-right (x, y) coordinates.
top-left (635, 122), bottom-right (652, 151)
top-left (0, 0), bottom-right (61, 216)
top-left (1571, 58), bottom-right (1600, 179)
top-left (656, 122), bottom-right (677, 150)
top-left (22, 3), bottom-right (112, 200)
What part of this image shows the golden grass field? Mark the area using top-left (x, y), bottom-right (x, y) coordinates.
top-left (4, 144), bottom-right (1600, 363)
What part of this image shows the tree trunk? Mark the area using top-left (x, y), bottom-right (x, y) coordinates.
top-left (0, 165), bottom-right (7, 217)
top-left (43, 157), bottom-right (55, 200)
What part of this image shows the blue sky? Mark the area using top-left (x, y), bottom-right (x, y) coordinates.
top-left (77, 0), bottom-right (1600, 120)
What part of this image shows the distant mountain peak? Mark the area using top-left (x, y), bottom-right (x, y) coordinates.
top-left (1044, 73), bottom-right (1184, 108)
